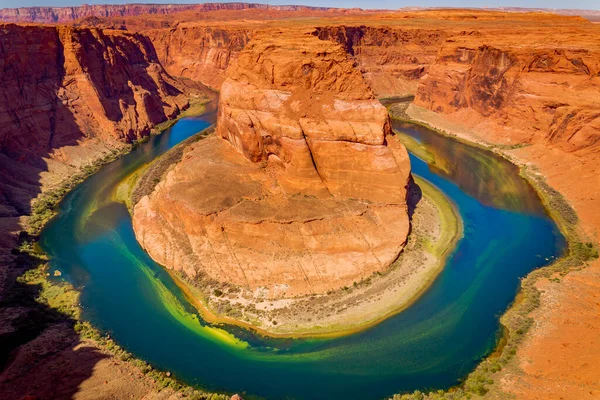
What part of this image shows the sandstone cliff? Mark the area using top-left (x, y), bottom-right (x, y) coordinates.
top-left (133, 32), bottom-right (411, 299)
top-left (0, 22), bottom-right (205, 398)
top-left (146, 25), bottom-right (252, 90)
top-left (143, 24), bottom-right (446, 97)
top-left (0, 24), bottom-right (193, 223)
top-left (313, 26), bottom-right (447, 98)
top-left (414, 29), bottom-right (600, 152)
top-left (0, 3), bottom-right (337, 24)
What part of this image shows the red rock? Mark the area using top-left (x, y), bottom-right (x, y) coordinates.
top-left (413, 23), bottom-right (600, 152)
top-left (146, 25), bottom-right (252, 90)
top-left (0, 23), bottom-right (193, 219)
top-left (133, 32), bottom-right (411, 299)
top-left (217, 32), bottom-right (410, 203)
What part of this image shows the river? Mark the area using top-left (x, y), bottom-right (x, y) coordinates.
top-left (40, 114), bottom-right (565, 399)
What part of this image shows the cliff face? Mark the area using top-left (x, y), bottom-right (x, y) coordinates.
top-left (143, 24), bottom-right (446, 96)
top-left (146, 25), bottom-right (252, 90)
top-left (0, 23), bottom-right (191, 239)
top-left (0, 23), bottom-right (201, 392)
top-left (133, 32), bottom-right (411, 299)
top-left (414, 34), bottom-right (600, 152)
top-left (313, 26), bottom-right (447, 97)
top-left (217, 32), bottom-right (411, 203)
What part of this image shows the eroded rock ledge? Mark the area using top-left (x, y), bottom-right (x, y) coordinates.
top-left (133, 32), bottom-right (411, 299)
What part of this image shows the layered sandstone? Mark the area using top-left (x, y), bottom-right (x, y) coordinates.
top-left (0, 3), bottom-right (336, 24)
top-left (0, 22), bottom-right (207, 400)
top-left (144, 24), bottom-right (447, 96)
top-left (146, 25), bottom-right (252, 90)
top-left (414, 27), bottom-right (600, 152)
top-left (313, 26), bottom-right (447, 97)
top-left (133, 32), bottom-right (411, 298)
top-left (0, 23), bottom-right (193, 222)
top-left (2, 8), bottom-right (599, 398)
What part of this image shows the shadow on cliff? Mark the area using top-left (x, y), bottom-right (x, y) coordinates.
top-left (1, 29), bottom-right (92, 221)
top-left (80, 30), bottom-right (184, 139)
top-left (406, 175), bottom-right (422, 221)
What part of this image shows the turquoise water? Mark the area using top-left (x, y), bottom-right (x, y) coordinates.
top-left (40, 115), bottom-right (566, 399)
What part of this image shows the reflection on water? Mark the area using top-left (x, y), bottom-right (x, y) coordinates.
top-left (40, 115), bottom-right (566, 400)
top-left (393, 121), bottom-right (544, 214)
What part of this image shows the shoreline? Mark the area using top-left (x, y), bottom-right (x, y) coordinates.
top-left (129, 132), bottom-right (463, 338)
top-left (5, 104), bottom-right (232, 400)
top-left (11, 100), bottom-right (591, 399)
top-left (388, 103), bottom-right (598, 398)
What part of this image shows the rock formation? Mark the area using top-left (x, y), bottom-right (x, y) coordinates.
top-left (414, 26), bottom-right (600, 152)
top-left (0, 21), bottom-right (208, 400)
top-left (133, 32), bottom-right (411, 298)
top-left (0, 23), bottom-right (193, 222)
top-left (312, 26), bottom-right (447, 98)
top-left (146, 25), bottom-right (252, 90)
top-left (2, 8), bottom-right (599, 398)
top-left (0, 3), bottom-right (338, 24)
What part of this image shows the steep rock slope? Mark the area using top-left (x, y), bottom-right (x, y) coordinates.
top-left (143, 24), bottom-right (446, 97)
top-left (146, 25), bottom-right (252, 90)
top-left (414, 29), bottom-right (600, 151)
top-left (313, 25), bottom-right (447, 97)
top-left (0, 22), bottom-right (200, 315)
top-left (0, 24), bottom-right (191, 223)
top-left (133, 32), bottom-right (411, 298)
top-left (0, 22), bottom-right (216, 400)
top-left (0, 3), bottom-right (335, 24)
top-left (217, 32), bottom-right (411, 203)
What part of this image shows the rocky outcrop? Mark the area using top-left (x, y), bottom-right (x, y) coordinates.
top-left (217, 32), bottom-right (410, 202)
top-left (133, 32), bottom-right (411, 298)
top-left (0, 22), bottom-right (202, 396)
top-left (414, 31), bottom-right (600, 151)
top-left (143, 24), bottom-right (447, 96)
top-left (146, 25), bottom-right (252, 90)
top-left (313, 26), bottom-right (447, 97)
top-left (0, 22), bottom-right (196, 258)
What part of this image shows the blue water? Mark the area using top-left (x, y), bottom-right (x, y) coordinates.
top-left (40, 115), bottom-right (566, 400)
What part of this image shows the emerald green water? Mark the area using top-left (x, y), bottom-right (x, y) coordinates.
top-left (40, 115), bottom-right (566, 399)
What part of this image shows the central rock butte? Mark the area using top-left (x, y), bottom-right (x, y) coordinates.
top-left (132, 31), bottom-right (412, 298)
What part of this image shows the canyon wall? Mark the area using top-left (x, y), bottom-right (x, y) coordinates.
top-left (414, 31), bottom-right (600, 152)
top-left (217, 32), bottom-right (411, 203)
top-left (143, 24), bottom-right (447, 96)
top-left (0, 23), bottom-right (195, 254)
top-left (312, 26), bottom-right (447, 97)
top-left (0, 23), bottom-right (202, 396)
top-left (146, 25), bottom-right (252, 90)
top-left (133, 32), bottom-right (411, 299)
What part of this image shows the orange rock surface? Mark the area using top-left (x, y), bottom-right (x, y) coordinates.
top-left (0, 23), bottom-right (194, 223)
top-left (146, 25), bottom-right (252, 90)
top-left (1, 5), bottom-right (600, 399)
top-left (413, 28), bottom-right (600, 151)
top-left (0, 21), bottom-right (207, 400)
top-left (0, 3), bottom-right (349, 24)
top-left (133, 32), bottom-right (411, 298)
